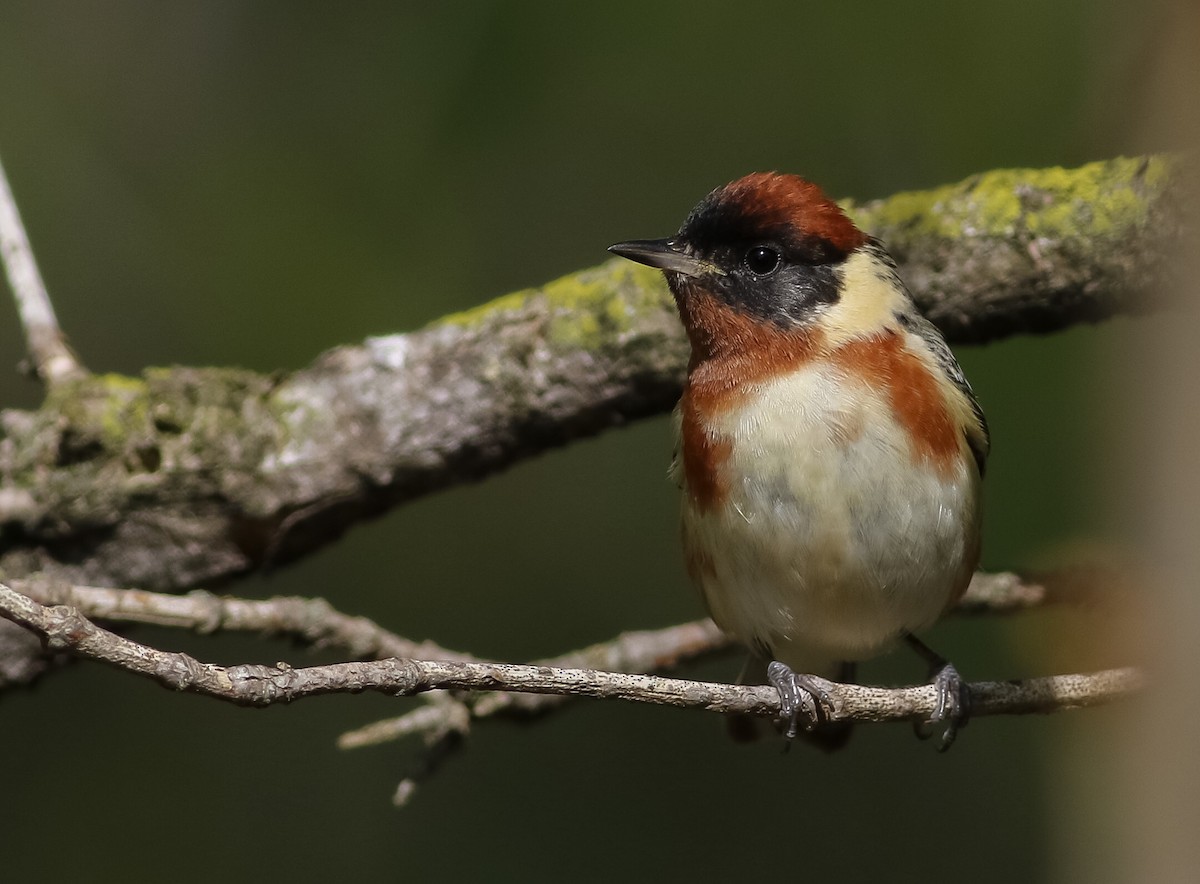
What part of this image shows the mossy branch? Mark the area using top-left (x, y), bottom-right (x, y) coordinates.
top-left (0, 156), bottom-right (1180, 604)
top-left (845, 156), bottom-right (1178, 341)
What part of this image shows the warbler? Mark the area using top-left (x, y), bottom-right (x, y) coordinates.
top-left (610, 172), bottom-right (988, 750)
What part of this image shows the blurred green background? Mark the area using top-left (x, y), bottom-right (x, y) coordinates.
top-left (0, 2), bottom-right (1164, 881)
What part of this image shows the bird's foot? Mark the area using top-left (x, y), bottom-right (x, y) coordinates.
top-left (766, 661), bottom-right (838, 740)
top-left (914, 661), bottom-right (970, 751)
top-left (905, 634), bottom-right (970, 751)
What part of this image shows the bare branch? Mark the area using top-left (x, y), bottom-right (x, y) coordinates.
top-left (339, 619), bottom-right (732, 750)
top-left (12, 570), bottom-right (1061, 648)
top-left (0, 575), bottom-right (1137, 805)
top-left (338, 569), bottom-right (1099, 749)
top-left (0, 157), bottom-right (1179, 600)
top-left (0, 154), bottom-right (85, 385)
top-left (9, 567), bottom-right (1104, 744)
top-left (10, 569), bottom-right (1058, 698)
top-left (0, 583), bottom-right (1143, 726)
top-left (15, 578), bottom-right (478, 663)
top-left (10, 576), bottom-right (730, 746)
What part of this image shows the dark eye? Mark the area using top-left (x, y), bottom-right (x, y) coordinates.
top-left (744, 245), bottom-right (781, 276)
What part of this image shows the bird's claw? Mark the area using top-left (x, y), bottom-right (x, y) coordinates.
top-left (913, 661), bottom-right (970, 752)
top-left (766, 661), bottom-right (838, 739)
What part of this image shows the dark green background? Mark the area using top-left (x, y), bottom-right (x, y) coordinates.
top-left (0, 3), bottom-right (1159, 881)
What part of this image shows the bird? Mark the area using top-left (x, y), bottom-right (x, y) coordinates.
top-left (609, 172), bottom-right (988, 750)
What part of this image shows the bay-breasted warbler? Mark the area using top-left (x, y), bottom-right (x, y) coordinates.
top-left (611, 173), bottom-right (988, 749)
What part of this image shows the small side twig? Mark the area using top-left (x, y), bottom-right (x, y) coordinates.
top-left (14, 578), bottom-right (481, 776)
top-left (956, 570), bottom-right (1050, 612)
top-left (15, 578), bottom-right (477, 663)
top-left (0, 153), bottom-right (85, 385)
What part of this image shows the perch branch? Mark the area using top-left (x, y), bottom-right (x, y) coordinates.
top-left (0, 582), bottom-right (1141, 723)
top-left (7, 567), bottom-right (1105, 731)
top-left (0, 573), bottom-right (1132, 805)
top-left (337, 568), bottom-right (1091, 749)
top-left (0, 153), bottom-right (85, 385)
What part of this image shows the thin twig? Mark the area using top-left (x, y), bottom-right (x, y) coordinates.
top-left (12, 568), bottom-right (1094, 751)
top-left (0, 577), bottom-right (1140, 807)
top-left (339, 618), bottom-right (731, 749)
top-left (13, 569), bottom-right (1061, 664)
top-left (0, 153), bottom-right (85, 385)
top-left (0, 583), bottom-right (1143, 724)
top-left (337, 569), bottom-right (1085, 747)
top-left (15, 579), bottom-right (477, 663)
top-left (9, 566), bottom-right (1128, 811)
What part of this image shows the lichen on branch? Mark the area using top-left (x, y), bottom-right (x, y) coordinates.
top-left (0, 156), bottom-right (1180, 600)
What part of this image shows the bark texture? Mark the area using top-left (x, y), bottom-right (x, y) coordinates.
top-left (0, 156), bottom-right (1180, 598)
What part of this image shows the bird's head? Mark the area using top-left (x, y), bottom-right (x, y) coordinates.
top-left (610, 173), bottom-right (891, 360)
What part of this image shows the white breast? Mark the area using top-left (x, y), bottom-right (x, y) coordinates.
top-left (680, 364), bottom-right (981, 673)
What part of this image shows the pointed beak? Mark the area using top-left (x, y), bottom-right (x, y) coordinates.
top-left (607, 238), bottom-right (717, 278)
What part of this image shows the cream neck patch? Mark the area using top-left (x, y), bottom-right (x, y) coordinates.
top-left (819, 248), bottom-right (907, 348)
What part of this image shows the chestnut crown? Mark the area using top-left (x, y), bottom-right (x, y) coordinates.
top-left (610, 172), bottom-right (868, 327)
